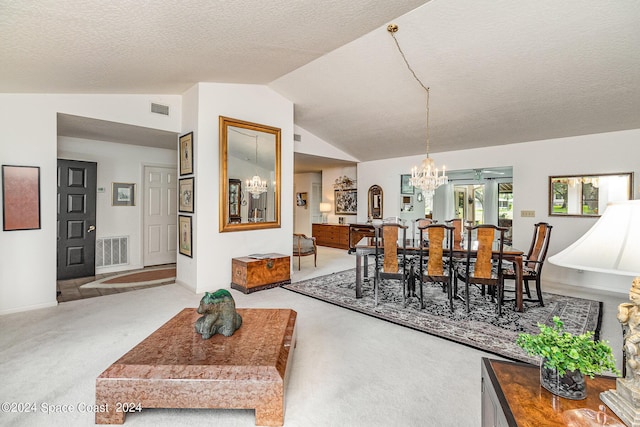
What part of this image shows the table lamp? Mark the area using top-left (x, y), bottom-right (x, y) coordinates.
top-left (549, 200), bottom-right (640, 426)
top-left (319, 202), bottom-right (332, 224)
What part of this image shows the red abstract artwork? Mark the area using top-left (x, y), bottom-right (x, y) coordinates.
top-left (2, 165), bottom-right (41, 231)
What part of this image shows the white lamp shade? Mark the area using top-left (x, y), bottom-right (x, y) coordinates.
top-left (319, 202), bottom-right (332, 213)
top-left (549, 200), bottom-right (640, 276)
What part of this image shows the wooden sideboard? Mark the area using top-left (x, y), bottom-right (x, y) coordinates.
top-left (312, 223), bottom-right (349, 250)
top-left (481, 357), bottom-right (621, 427)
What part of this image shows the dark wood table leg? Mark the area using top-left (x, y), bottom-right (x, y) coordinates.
top-left (514, 255), bottom-right (524, 312)
top-left (356, 250), bottom-right (363, 298)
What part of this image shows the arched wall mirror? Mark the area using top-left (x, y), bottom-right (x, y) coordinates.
top-left (219, 116), bottom-right (281, 232)
top-left (368, 185), bottom-right (383, 219)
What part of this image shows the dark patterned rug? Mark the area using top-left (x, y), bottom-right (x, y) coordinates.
top-left (283, 268), bottom-right (602, 364)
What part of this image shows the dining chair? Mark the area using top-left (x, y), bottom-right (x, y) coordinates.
top-left (417, 224), bottom-right (455, 310)
top-left (502, 222), bottom-right (553, 306)
top-left (373, 223), bottom-right (410, 307)
top-left (293, 233), bottom-right (317, 270)
top-left (413, 218), bottom-right (436, 242)
top-left (455, 224), bottom-right (507, 315)
top-left (445, 218), bottom-right (463, 248)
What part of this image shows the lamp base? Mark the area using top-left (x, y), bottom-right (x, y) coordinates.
top-left (601, 378), bottom-right (640, 426)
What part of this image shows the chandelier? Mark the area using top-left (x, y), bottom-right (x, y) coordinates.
top-left (245, 134), bottom-right (268, 199)
top-left (387, 24), bottom-right (447, 206)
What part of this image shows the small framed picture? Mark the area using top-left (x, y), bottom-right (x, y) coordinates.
top-left (178, 215), bottom-right (193, 257)
top-left (112, 182), bottom-right (136, 206)
top-left (179, 132), bottom-right (194, 176)
top-left (179, 177), bottom-right (194, 213)
top-left (2, 165), bottom-right (41, 231)
top-left (401, 174), bottom-right (414, 194)
top-left (296, 192), bottom-right (307, 207)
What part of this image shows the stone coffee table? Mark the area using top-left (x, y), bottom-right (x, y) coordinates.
top-left (96, 308), bottom-right (297, 426)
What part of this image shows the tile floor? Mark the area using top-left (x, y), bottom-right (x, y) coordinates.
top-left (56, 264), bottom-right (176, 303)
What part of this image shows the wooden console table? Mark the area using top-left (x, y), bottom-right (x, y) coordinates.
top-left (96, 308), bottom-right (297, 426)
top-left (231, 253), bottom-right (290, 294)
top-left (481, 358), bottom-right (621, 426)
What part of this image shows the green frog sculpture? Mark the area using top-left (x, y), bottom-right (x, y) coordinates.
top-left (194, 289), bottom-right (243, 339)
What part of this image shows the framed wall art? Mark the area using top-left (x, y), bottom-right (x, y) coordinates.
top-left (178, 215), bottom-right (193, 257)
top-left (179, 177), bottom-right (194, 213)
top-left (112, 182), bottom-right (136, 206)
top-left (2, 165), bottom-right (41, 231)
top-left (400, 174), bottom-right (414, 194)
top-left (296, 192), bottom-right (307, 207)
top-left (334, 189), bottom-right (357, 215)
top-left (179, 131), bottom-right (194, 176)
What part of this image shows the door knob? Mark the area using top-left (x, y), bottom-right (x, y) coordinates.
top-left (87, 225), bottom-right (96, 233)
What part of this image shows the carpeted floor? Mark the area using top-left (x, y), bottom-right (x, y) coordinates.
top-left (283, 268), bottom-right (602, 364)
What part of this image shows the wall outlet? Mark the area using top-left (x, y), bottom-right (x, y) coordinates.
top-left (521, 210), bottom-right (535, 217)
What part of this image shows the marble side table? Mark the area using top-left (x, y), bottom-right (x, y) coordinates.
top-left (96, 308), bottom-right (297, 426)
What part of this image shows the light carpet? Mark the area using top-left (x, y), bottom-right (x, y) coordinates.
top-left (283, 268), bottom-right (603, 364)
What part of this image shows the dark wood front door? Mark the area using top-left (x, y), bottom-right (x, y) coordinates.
top-left (57, 159), bottom-right (97, 280)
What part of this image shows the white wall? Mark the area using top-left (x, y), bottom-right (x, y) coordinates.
top-left (358, 129), bottom-right (640, 294)
top-left (177, 83), bottom-right (294, 294)
top-left (294, 172), bottom-right (321, 235)
top-left (0, 93), bottom-right (182, 314)
top-left (57, 137), bottom-right (177, 273)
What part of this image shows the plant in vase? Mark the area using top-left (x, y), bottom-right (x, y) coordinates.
top-left (517, 316), bottom-right (619, 400)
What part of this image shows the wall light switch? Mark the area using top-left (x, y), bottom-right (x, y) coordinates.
top-left (521, 210), bottom-right (535, 217)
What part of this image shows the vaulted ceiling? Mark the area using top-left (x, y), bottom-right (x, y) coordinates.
top-left (3, 1), bottom-right (640, 167)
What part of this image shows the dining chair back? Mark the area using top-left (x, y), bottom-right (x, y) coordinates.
top-left (446, 218), bottom-right (463, 248)
top-left (418, 224), bottom-right (454, 310)
top-left (374, 223), bottom-right (409, 306)
top-left (503, 222), bottom-right (553, 306)
top-left (455, 224), bottom-right (507, 315)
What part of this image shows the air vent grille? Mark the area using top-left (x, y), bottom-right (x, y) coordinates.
top-left (294, 134), bottom-right (301, 142)
top-left (96, 236), bottom-right (129, 267)
top-left (150, 103), bottom-right (170, 116)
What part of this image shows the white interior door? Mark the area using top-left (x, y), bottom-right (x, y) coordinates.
top-left (143, 166), bottom-right (177, 266)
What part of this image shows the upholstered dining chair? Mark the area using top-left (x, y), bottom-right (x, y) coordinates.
top-left (293, 233), bottom-right (317, 271)
top-left (502, 222), bottom-right (553, 306)
top-left (455, 224), bottom-right (507, 315)
top-left (373, 223), bottom-right (410, 307)
top-left (417, 224), bottom-right (455, 310)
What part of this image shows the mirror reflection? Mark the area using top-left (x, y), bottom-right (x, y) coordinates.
top-left (549, 172), bottom-right (633, 216)
top-left (368, 185), bottom-right (383, 220)
top-left (219, 116), bottom-right (281, 232)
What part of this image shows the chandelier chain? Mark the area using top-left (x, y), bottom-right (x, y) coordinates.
top-left (389, 28), bottom-right (430, 157)
top-left (388, 23), bottom-right (447, 209)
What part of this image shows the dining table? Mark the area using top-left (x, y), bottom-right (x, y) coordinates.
top-left (354, 237), bottom-right (526, 312)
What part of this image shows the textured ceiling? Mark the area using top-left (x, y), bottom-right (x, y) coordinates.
top-left (3, 0), bottom-right (640, 167)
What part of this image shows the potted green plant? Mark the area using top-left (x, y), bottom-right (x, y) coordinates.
top-left (516, 316), bottom-right (619, 400)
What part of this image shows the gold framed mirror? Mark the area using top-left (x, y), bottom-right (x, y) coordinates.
top-left (219, 116), bottom-right (281, 232)
top-left (549, 172), bottom-right (633, 217)
top-left (368, 185), bottom-right (383, 219)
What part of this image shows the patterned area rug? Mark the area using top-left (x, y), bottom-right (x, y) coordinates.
top-left (80, 267), bottom-right (176, 289)
top-left (283, 268), bottom-right (602, 364)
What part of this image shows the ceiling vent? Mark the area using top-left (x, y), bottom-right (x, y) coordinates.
top-left (294, 134), bottom-right (301, 142)
top-left (150, 102), bottom-right (170, 116)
